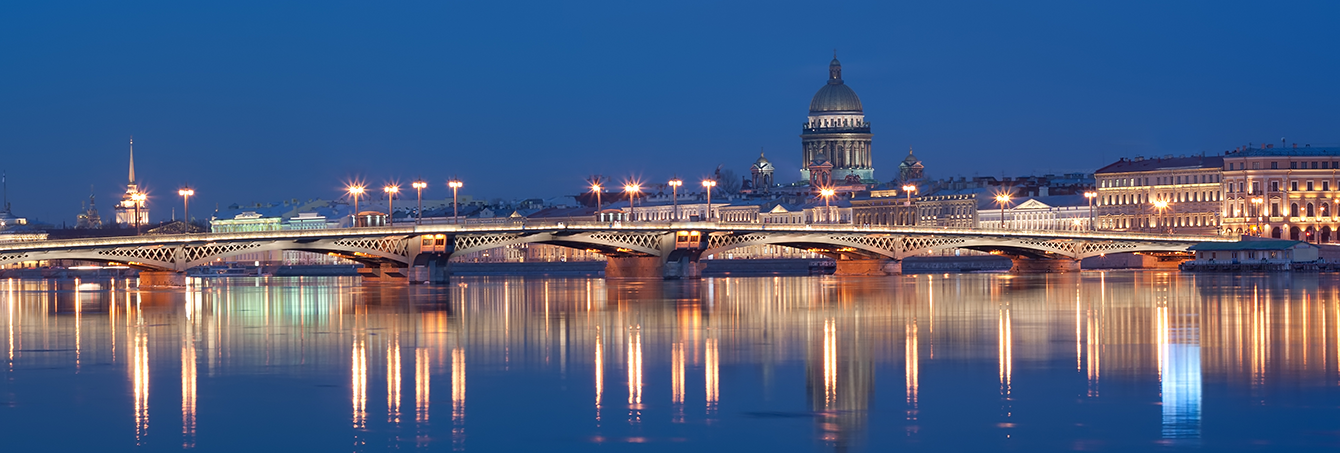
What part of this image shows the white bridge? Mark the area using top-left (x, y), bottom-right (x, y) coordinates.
top-left (0, 222), bottom-right (1227, 283)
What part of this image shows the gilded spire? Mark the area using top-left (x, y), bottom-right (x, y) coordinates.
top-left (128, 136), bottom-right (136, 184)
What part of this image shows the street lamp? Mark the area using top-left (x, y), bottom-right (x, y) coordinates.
top-left (131, 192), bottom-right (147, 234)
top-left (820, 188), bottom-right (836, 224)
top-left (448, 179), bottom-right (463, 224)
top-left (384, 185), bottom-right (399, 226)
top-left (348, 185), bottom-right (365, 227)
top-left (1152, 199), bottom-right (1170, 234)
top-left (702, 179), bottom-right (717, 221)
top-left (902, 184), bottom-right (918, 226)
top-left (995, 194), bottom-right (1011, 229)
top-left (178, 187), bottom-right (194, 226)
top-left (624, 183), bottom-right (641, 221)
top-left (668, 178), bottom-right (683, 221)
top-left (1083, 191), bottom-right (1097, 231)
top-left (590, 183), bottom-right (603, 221)
top-left (412, 180), bottom-right (427, 225)
top-left (1251, 197), bottom-right (1264, 236)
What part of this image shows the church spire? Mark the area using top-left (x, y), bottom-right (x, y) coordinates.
top-left (128, 136), bottom-right (136, 185)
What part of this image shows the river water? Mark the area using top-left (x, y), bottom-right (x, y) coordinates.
top-left (2, 272), bottom-right (1339, 452)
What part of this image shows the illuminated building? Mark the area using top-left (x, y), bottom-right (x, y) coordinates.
top-left (1095, 155), bottom-right (1223, 234)
top-left (801, 55), bottom-right (874, 184)
top-left (1220, 145), bottom-right (1340, 241)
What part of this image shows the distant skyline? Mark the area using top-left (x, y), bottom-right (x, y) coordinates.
top-left (3, 0), bottom-right (1339, 222)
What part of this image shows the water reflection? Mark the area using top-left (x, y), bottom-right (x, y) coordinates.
top-left (5, 273), bottom-right (1340, 450)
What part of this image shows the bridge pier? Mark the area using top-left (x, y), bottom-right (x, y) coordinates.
top-left (139, 271), bottom-right (186, 288)
top-left (409, 258), bottom-right (453, 284)
top-left (833, 258), bottom-right (902, 276)
top-left (1009, 257), bottom-right (1081, 273)
top-left (605, 256), bottom-right (665, 279)
top-left (359, 263), bottom-right (409, 281)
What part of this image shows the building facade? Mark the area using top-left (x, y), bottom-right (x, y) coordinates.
top-left (801, 56), bottom-right (874, 184)
top-left (978, 196), bottom-right (1092, 231)
top-left (1220, 146), bottom-right (1340, 241)
top-left (1095, 155), bottom-right (1223, 235)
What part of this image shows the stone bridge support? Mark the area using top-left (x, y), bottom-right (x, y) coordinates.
top-left (833, 258), bottom-right (902, 276)
top-left (1009, 256), bottom-right (1080, 273)
top-left (139, 271), bottom-right (187, 288)
top-left (359, 263), bottom-right (409, 281)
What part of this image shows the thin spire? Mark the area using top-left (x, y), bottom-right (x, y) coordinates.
top-left (128, 136), bottom-right (136, 184)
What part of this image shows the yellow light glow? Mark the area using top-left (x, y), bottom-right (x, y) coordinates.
top-left (384, 185), bottom-right (400, 194)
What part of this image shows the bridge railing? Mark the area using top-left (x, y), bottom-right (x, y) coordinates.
top-left (0, 220), bottom-right (1233, 253)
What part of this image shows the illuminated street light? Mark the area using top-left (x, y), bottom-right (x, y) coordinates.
top-left (668, 178), bottom-right (683, 221)
top-left (1251, 197), bottom-right (1264, 236)
top-left (1152, 199), bottom-right (1171, 234)
top-left (412, 180), bottom-right (427, 225)
top-left (901, 184), bottom-right (918, 226)
top-left (590, 182), bottom-right (603, 221)
top-left (131, 192), bottom-right (147, 234)
top-left (820, 188), bottom-right (837, 224)
top-left (702, 179), bottom-right (717, 221)
top-left (384, 185), bottom-right (399, 226)
top-left (348, 185), bottom-right (365, 227)
top-left (1083, 191), bottom-right (1097, 231)
top-left (178, 187), bottom-right (194, 226)
top-left (448, 179), bottom-right (463, 224)
top-left (624, 183), bottom-right (641, 221)
top-left (995, 193), bottom-right (1012, 229)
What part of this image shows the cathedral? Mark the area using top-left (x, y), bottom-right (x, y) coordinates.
top-left (801, 55), bottom-right (874, 185)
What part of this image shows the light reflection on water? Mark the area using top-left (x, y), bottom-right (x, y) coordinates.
top-left (3, 273), bottom-right (1340, 451)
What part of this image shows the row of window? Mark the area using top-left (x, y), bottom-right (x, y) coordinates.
top-left (1229, 201), bottom-right (1336, 219)
top-left (1100, 215), bottom-right (1218, 229)
top-left (1102, 191), bottom-right (1221, 206)
top-left (1225, 179), bottom-right (1337, 193)
top-left (1100, 173), bottom-right (1220, 188)
top-left (1228, 160), bottom-right (1340, 170)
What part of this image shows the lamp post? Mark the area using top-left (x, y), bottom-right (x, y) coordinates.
top-left (995, 194), bottom-right (1011, 229)
top-left (702, 179), bottom-right (717, 221)
top-left (448, 179), bottom-right (463, 224)
top-left (131, 192), bottom-right (146, 234)
top-left (348, 185), bottom-right (365, 227)
top-left (590, 183), bottom-right (603, 221)
top-left (384, 185), bottom-right (399, 226)
top-left (178, 188), bottom-right (194, 227)
top-left (1152, 199), bottom-right (1170, 234)
top-left (902, 184), bottom-right (918, 226)
top-left (624, 183), bottom-right (640, 222)
top-left (1251, 197), bottom-right (1264, 236)
top-left (1084, 191), bottom-right (1097, 231)
top-left (820, 188), bottom-right (836, 224)
top-left (412, 180), bottom-right (427, 225)
top-left (668, 178), bottom-right (682, 221)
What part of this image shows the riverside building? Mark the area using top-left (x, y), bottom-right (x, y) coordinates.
top-left (1220, 145), bottom-right (1340, 241)
top-left (1095, 155), bottom-right (1223, 235)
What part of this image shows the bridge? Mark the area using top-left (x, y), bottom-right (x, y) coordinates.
top-left (0, 222), bottom-right (1229, 285)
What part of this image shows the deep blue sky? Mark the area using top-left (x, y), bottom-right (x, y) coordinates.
top-left (3, 0), bottom-right (1338, 222)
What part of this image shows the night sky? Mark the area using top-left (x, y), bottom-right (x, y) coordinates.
top-left (3, 0), bottom-right (1338, 222)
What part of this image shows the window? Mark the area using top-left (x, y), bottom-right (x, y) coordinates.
top-left (1291, 203), bottom-right (1298, 217)
top-left (1307, 203), bottom-right (1315, 217)
top-left (1272, 203), bottom-right (1280, 217)
top-left (1308, 181), bottom-right (1315, 191)
top-left (1314, 162), bottom-right (1320, 169)
top-left (1272, 162), bottom-right (1279, 169)
top-left (1291, 162), bottom-right (1298, 169)
top-left (1292, 181), bottom-right (1299, 191)
top-left (1325, 181), bottom-right (1331, 191)
top-left (1324, 203), bottom-right (1331, 217)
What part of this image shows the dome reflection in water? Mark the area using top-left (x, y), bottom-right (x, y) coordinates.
top-left (2, 272), bottom-right (1340, 451)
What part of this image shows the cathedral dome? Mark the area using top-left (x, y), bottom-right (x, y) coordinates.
top-left (809, 57), bottom-right (863, 113)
